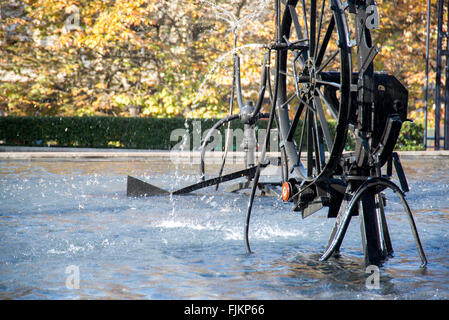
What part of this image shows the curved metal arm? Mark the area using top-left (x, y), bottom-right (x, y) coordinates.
top-left (251, 51), bottom-right (270, 119)
top-left (199, 110), bottom-right (269, 182)
top-left (234, 50), bottom-right (271, 119)
top-left (200, 50), bottom-right (271, 182)
top-left (320, 177), bottom-right (427, 267)
top-left (244, 0), bottom-right (282, 254)
top-left (199, 114), bottom-right (240, 180)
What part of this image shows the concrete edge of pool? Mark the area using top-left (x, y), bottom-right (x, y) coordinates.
top-left (0, 146), bottom-right (448, 162)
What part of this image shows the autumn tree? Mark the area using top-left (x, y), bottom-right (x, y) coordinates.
top-left (0, 0), bottom-right (437, 122)
top-left (374, 0), bottom-right (438, 125)
top-left (0, 0), bottom-right (274, 117)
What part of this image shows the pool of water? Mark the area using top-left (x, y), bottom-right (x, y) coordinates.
top-left (0, 157), bottom-right (448, 299)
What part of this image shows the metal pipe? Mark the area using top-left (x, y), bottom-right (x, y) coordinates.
top-left (424, 0), bottom-right (431, 149)
top-left (446, 0), bottom-right (449, 150)
top-left (435, 0), bottom-right (444, 150)
top-left (244, 0), bottom-right (281, 254)
top-left (251, 51), bottom-right (270, 118)
top-left (199, 114), bottom-right (239, 180)
top-left (234, 54), bottom-right (245, 110)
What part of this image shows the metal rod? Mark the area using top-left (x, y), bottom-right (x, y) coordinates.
top-left (173, 166), bottom-right (258, 196)
top-left (424, 0), bottom-right (431, 149)
top-left (315, 0), bottom-right (327, 61)
top-left (199, 114), bottom-right (240, 180)
top-left (435, 0), bottom-right (444, 150)
top-left (244, 0), bottom-right (281, 254)
top-left (315, 15), bottom-right (335, 68)
top-left (446, 0), bottom-right (449, 150)
top-left (287, 101), bottom-right (305, 141)
top-left (310, 0), bottom-right (317, 60)
top-left (216, 37), bottom-right (239, 190)
top-left (234, 55), bottom-right (245, 110)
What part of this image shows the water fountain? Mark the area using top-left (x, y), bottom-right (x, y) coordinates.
top-left (127, 0), bottom-right (427, 267)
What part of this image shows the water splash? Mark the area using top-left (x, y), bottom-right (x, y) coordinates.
top-left (1, 159), bottom-right (449, 299)
top-left (192, 43), bottom-right (266, 109)
top-left (190, 0), bottom-right (272, 110)
top-left (200, 0), bottom-right (272, 33)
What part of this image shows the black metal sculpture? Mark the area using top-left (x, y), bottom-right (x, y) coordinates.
top-left (127, 0), bottom-right (427, 267)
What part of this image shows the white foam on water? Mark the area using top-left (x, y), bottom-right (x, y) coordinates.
top-left (154, 219), bottom-right (215, 231)
top-left (2, 159), bottom-right (448, 299)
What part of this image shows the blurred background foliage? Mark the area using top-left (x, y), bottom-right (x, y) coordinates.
top-left (0, 0), bottom-right (439, 127)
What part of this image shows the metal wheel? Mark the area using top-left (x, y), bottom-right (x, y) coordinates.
top-left (276, 0), bottom-right (352, 184)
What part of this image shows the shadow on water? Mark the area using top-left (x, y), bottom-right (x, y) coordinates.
top-left (227, 251), bottom-right (396, 299)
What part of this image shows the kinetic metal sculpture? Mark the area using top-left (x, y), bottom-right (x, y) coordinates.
top-left (127, 0), bottom-right (427, 267)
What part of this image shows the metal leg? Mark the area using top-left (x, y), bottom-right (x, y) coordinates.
top-left (320, 186), bottom-right (354, 261)
top-left (394, 188), bottom-right (428, 267)
top-left (375, 192), bottom-right (394, 257)
top-left (359, 192), bottom-right (384, 265)
top-left (321, 177), bottom-right (427, 267)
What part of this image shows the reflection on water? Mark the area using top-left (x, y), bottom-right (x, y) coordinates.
top-left (0, 158), bottom-right (448, 299)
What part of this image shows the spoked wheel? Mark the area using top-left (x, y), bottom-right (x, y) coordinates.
top-left (276, 0), bottom-right (352, 185)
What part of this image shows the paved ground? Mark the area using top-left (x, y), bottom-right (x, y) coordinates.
top-left (0, 146), bottom-right (448, 161)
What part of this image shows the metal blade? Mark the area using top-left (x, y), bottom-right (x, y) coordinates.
top-left (172, 166), bottom-right (258, 195)
top-left (320, 188), bottom-right (353, 261)
top-left (127, 175), bottom-right (170, 197)
top-left (127, 166), bottom-right (259, 197)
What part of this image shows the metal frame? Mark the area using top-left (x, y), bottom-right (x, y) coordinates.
top-left (426, 0), bottom-right (449, 150)
top-left (127, 0), bottom-right (427, 267)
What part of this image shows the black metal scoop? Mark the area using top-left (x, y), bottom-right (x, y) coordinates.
top-left (127, 166), bottom-right (259, 197)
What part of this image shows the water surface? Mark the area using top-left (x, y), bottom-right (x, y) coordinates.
top-left (0, 158), bottom-right (448, 299)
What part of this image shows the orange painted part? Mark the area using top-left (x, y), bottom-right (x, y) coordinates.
top-left (282, 182), bottom-right (291, 202)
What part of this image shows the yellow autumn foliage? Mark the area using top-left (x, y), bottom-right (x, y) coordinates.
top-left (0, 0), bottom-right (437, 122)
